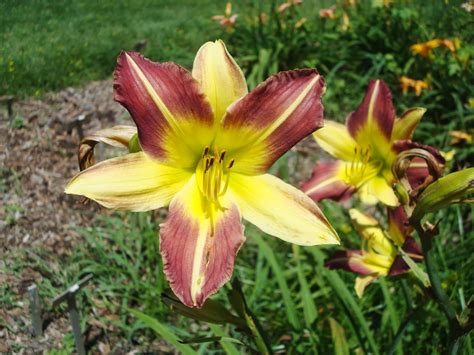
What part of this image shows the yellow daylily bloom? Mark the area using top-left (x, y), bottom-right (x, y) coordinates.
top-left (65, 40), bottom-right (339, 308)
top-left (302, 80), bottom-right (444, 206)
top-left (326, 208), bottom-right (422, 297)
top-left (211, 2), bottom-right (238, 30)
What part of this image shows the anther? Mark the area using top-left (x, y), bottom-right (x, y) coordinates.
top-left (203, 146), bottom-right (209, 157)
top-left (220, 151), bottom-right (226, 162)
top-left (228, 159), bottom-right (235, 169)
top-left (209, 157), bottom-right (215, 167)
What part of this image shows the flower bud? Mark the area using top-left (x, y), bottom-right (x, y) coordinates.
top-left (128, 133), bottom-right (142, 153)
top-left (412, 168), bottom-right (474, 220)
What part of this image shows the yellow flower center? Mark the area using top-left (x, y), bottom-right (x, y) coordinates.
top-left (344, 146), bottom-right (382, 187)
top-left (196, 146), bottom-right (234, 206)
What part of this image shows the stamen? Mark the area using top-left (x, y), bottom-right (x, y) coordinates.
top-left (220, 151), bottom-right (226, 162)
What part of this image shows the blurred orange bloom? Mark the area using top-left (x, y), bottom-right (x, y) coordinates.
top-left (400, 76), bottom-right (428, 96)
top-left (449, 130), bottom-right (473, 145)
top-left (295, 17), bottom-right (307, 28)
top-left (212, 2), bottom-right (238, 29)
top-left (410, 38), bottom-right (457, 57)
top-left (259, 12), bottom-right (268, 24)
top-left (319, 5), bottom-right (336, 18)
top-left (278, 0), bottom-right (303, 14)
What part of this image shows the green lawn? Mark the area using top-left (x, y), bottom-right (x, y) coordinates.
top-left (0, 0), bottom-right (225, 96)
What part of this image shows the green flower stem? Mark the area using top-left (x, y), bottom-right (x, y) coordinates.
top-left (412, 221), bottom-right (463, 353)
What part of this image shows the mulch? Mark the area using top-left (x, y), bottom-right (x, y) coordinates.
top-left (0, 80), bottom-right (133, 353)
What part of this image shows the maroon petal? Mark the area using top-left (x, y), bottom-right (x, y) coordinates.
top-left (301, 161), bottom-right (355, 202)
top-left (388, 256), bottom-right (410, 276)
top-left (218, 69), bottom-right (325, 174)
top-left (402, 236), bottom-right (423, 258)
top-left (388, 206), bottom-right (411, 246)
top-left (389, 237), bottom-right (422, 276)
top-left (114, 51), bottom-right (214, 167)
top-left (347, 80), bottom-right (395, 141)
top-left (160, 178), bottom-right (245, 307)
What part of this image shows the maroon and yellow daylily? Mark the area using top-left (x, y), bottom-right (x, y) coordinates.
top-left (65, 40), bottom-right (339, 308)
top-left (302, 80), bottom-right (444, 207)
top-left (326, 207), bottom-right (422, 297)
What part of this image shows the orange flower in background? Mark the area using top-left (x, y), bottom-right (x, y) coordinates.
top-left (319, 5), bottom-right (336, 19)
top-left (400, 76), bottom-right (428, 96)
top-left (278, 0), bottom-right (303, 14)
top-left (295, 17), bottom-right (307, 28)
top-left (448, 130), bottom-right (473, 145)
top-left (410, 38), bottom-right (457, 57)
top-left (259, 12), bottom-right (268, 24)
top-left (212, 2), bottom-right (238, 29)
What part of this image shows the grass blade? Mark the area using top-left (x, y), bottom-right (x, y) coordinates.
top-left (254, 236), bottom-right (301, 329)
top-left (209, 324), bottom-right (241, 355)
top-left (293, 245), bottom-right (317, 327)
top-left (310, 248), bottom-right (379, 355)
top-left (128, 308), bottom-right (196, 354)
top-left (329, 318), bottom-right (350, 355)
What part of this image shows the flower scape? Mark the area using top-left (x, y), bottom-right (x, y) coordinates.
top-left (65, 40), bottom-right (340, 308)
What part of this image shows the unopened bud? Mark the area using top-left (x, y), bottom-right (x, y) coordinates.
top-left (128, 133), bottom-right (141, 153)
top-left (393, 182), bottom-right (410, 205)
top-left (412, 168), bottom-right (474, 220)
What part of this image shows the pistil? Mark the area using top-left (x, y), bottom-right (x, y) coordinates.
top-left (198, 146), bottom-right (234, 207)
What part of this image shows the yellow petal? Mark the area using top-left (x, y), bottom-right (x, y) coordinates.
top-left (313, 120), bottom-right (358, 161)
top-left (230, 173), bottom-right (339, 245)
top-left (355, 276), bottom-right (377, 298)
top-left (364, 176), bottom-right (399, 207)
top-left (65, 152), bottom-right (191, 211)
top-left (392, 108), bottom-right (426, 141)
top-left (349, 209), bottom-right (393, 255)
top-left (192, 40), bottom-right (247, 121)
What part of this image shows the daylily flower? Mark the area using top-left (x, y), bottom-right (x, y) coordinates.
top-left (410, 39), bottom-right (457, 58)
top-left (278, 0), bottom-right (303, 14)
top-left (319, 5), bottom-right (336, 19)
top-left (65, 40), bottom-right (339, 307)
top-left (400, 76), bottom-right (428, 96)
top-left (295, 17), bottom-right (307, 28)
top-left (212, 3), bottom-right (238, 29)
top-left (301, 80), bottom-right (444, 206)
top-left (326, 208), bottom-right (422, 297)
top-left (449, 130), bottom-right (473, 145)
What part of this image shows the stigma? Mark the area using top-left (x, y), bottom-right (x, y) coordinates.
top-left (344, 146), bottom-right (381, 187)
top-left (197, 146), bottom-right (234, 206)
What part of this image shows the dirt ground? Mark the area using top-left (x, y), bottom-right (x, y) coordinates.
top-left (0, 80), bottom-right (134, 353)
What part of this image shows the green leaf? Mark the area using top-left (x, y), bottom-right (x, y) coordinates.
top-left (310, 248), bottom-right (379, 355)
top-left (399, 248), bottom-right (430, 287)
top-left (293, 245), bottom-right (317, 327)
top-left (209, 324), bottom-right (242, 355)
top-left (329, 318), bottom-right (350, 355)
top-left (254, 236), bottom-right (301, 329)
top-left (128, 308), bottom-right (196, 354)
